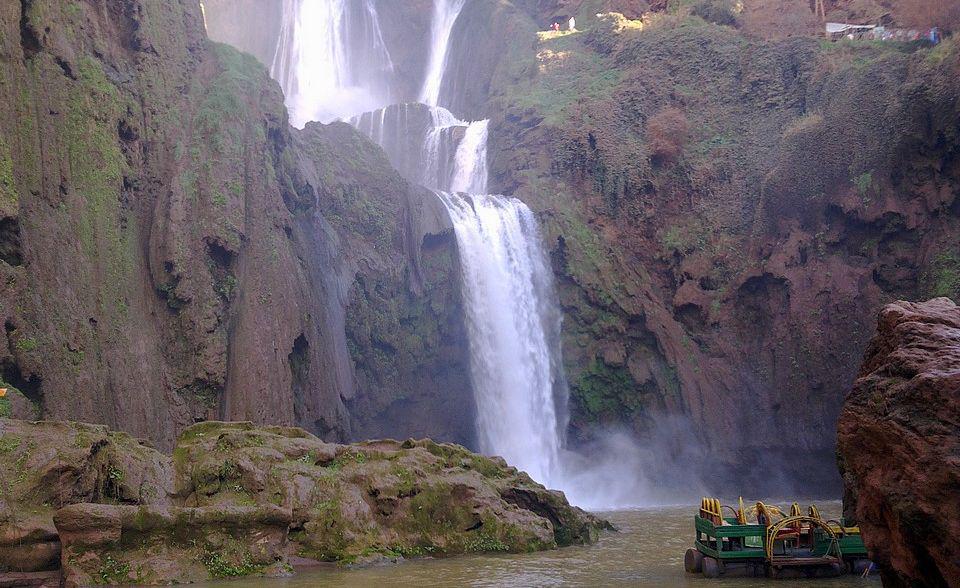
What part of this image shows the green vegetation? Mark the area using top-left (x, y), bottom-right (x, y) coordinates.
top-left (922, 251), bottom-right (960, 301)
top-left (95, 555), bottom-right (131, 585)
top-left (501, 32), bottom-right (622, 126)
top-left (853, 171), bottom-right (874, 197)
top-left (0, 137), bottom-right (17, 212)
top-left (571, 358), bottom-right (642, 421)
top-left (0, 435), bottom-right (21, 453)
top-left (465, 532), bottom-right (510, 553)
top-left (14, 337), bottom-right (39, 352)
top-left (198, 549), bottom-right (264, 579)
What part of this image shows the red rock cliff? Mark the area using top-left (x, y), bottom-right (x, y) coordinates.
top-left (838, 298), bottom-right (960, 588)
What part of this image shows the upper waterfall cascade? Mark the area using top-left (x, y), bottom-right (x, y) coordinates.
top-left (271, 0), bottom-right (394, 127)
top-left (270, 0), bottom-right (614, 505)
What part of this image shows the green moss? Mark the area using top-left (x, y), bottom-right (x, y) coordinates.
top-left (14, 337), bottom-right (39, 352)
top-left (571, 358), bottom-right (642, 421)
top-left (0, 137), bottom-right (17, 211)
top-left (922, 251), bottom-right (960, 302)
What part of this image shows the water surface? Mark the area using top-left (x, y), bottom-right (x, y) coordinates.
top-left (210, 502), bottom-right (880, 587)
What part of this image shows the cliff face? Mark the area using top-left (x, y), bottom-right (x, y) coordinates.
top-left (837, 299), bottom-right (960, 588)
top-left (0, 0), bottom-right (468, 450)
top-left (482, 12), bottom-right (960, 492)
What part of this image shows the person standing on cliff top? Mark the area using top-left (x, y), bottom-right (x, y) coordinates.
top-left (569, 17), bottom-right (576, 31)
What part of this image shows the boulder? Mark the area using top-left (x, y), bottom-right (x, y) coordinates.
top-left (0, 419), bottom-right (172, 573)
top-left (837, 298), bottom-right (960, 587)
top-left (174, 422), bottom-right (608, 563)
top-left (55, 503), bottom-right (292, 587)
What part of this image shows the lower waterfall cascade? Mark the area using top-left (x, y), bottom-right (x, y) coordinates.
top-left (275, 0), bottom-right (642, 509)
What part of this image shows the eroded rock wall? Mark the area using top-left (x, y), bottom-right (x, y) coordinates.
top-left (837, 299), bottom-right (960, 588)
top-left (482, 13), bottom-right (960, 492)
top-left (0, 0), bottom-right (469, 449)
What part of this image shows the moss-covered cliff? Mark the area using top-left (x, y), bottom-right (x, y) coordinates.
top-left (0, 0), bottom-right (469, 450)
top-left (484, 10), bottom-right (960, 492)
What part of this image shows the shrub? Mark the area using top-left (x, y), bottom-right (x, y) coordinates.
top-left (691, 0), bottom-right (739, 26)
top-left (646, 106), bottom-right (690, 165)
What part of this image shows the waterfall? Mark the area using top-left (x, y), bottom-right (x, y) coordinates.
top-left (450, 120), bottom-right (489, 194)
top-left (419, 0), bottom-right (467, 107)
top-left (437, 192), bottom-right (566, 485)
top-left (268, 0), bottom-right (582, 501)
top-left (271, 0), bottom-right (394, 127)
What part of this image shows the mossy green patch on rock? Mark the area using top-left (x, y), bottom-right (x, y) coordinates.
top-left (171, 421), bottom-right (606, 564)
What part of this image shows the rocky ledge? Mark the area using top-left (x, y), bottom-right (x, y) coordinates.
top-left (0, 420), bottom-right (607, 586)
top-left (837, 298), bottom-right (960, 588)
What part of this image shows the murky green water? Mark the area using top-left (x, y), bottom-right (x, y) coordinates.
top-left (206, 502), bottom-right (880, 587)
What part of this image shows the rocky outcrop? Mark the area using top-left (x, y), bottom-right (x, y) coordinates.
top-left (0, 419), bottom-right (606, 583)
top-left (0, 419), bottom-right (172, 574)
top-left (0, 0), bottom-right (469, 450)
top-left (175, 422), bottom-right (606, 564)
top-left (837, 298), bottom-right (960, 588)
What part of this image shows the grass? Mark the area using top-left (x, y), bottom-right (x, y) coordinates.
top-left (95, 554), bottom-right (131, 585)
top-left (14, 337), bottom-right (39, 352)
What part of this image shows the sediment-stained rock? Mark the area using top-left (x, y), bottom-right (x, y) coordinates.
top-left (837, 298), bottom-right (960, 588)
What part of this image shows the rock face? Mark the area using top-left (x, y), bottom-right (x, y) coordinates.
top-left (0, 0), bottom-right (470, 450)
top-left (481, 10), bottom-right (960, 493)
top-left (0, 419), bottom-right (606, 583)
top-left (205, 0), bottom-right (960, 496)
top-left (837, 298), bottom-right (960, 588)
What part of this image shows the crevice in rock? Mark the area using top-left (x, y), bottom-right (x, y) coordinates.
top-left (288, 334), bottom-right (310, 423)
top-left (19, 0), bottom-right (41, 60)
top-left (0, 217), bottom-right (23, 267)
top-left (1, 358), bottom-right (43, 407)
top-left (54, 56), bottom-right (75, 79)
top-left (206, 240), bottom-right (235, 270)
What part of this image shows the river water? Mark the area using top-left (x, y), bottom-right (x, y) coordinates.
top-left (202, 502), bottom-right (879, 588)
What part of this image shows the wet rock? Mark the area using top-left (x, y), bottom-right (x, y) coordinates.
top-left (837, 298), bottom-right (960, 588)
top-left (55, 503), bottom-right (292, 587)
top-left (0, 419), bottom-right (609, 583)
top-left (0, 419), bottom-right (172, 574)
top-left (175, 422), bottom-right (608, 563)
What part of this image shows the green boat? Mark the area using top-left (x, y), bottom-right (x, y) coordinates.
top-left (684, 498), bottom-right (874, 579)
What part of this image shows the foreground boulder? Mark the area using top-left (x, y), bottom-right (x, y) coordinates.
top-left (0, 419), bottom-right (607, 584)
top-left (0, 420), bottom-right (172, 576)
top-left (837, 298), bottom-right (960, 587)
top-left (55, 504), bottom-right (291, 586)
top-left (174, 422), bottom-right (607, 563)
